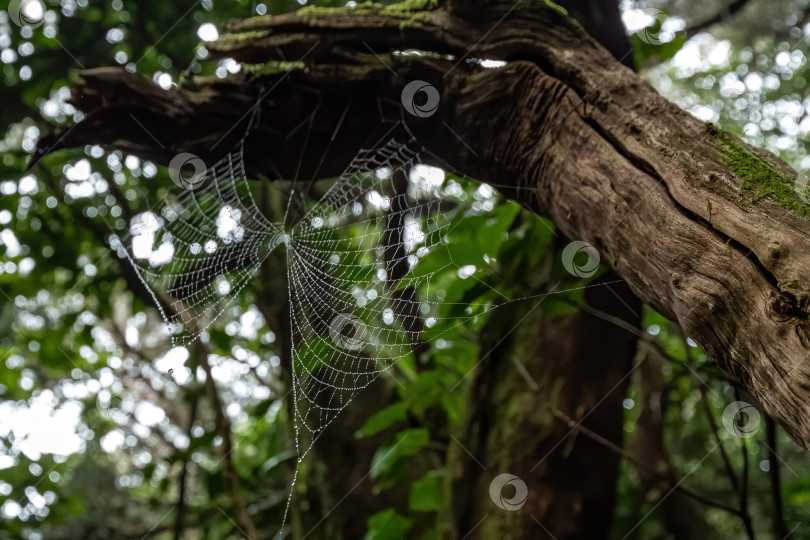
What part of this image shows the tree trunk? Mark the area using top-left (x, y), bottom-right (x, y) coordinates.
top-left (448, 272), bottom-right (640, 538)
top-left (446, 6), bottom-right (640, 538)
top-left (557, 0), bottom-right (635, 69)
top-left (38, 0), bottom-right (810, 449)
top-left (629, 345), bottom-right (714, 538)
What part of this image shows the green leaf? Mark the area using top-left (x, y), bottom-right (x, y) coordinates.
top-left (409, 471), bottom-right (444, 512)
top-left (475, 200), bottom-right (521, 251)
top-left (188, 430), bottom-right (217, 453)
top-left (630, 18), bottom-right (687, 69)
top-left (360, 401), bottom-right (408, 437)
top-left (365, 509), bottom-right (413, 540)
top-left (370, 428), bottom-right (430, 479)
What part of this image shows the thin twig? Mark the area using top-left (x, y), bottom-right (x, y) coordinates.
top-left (582, 300), bottom-right (757, 536)
top-left (576, 301), bottom-right (708, 376)
top-left (553, 409), bottom-right (743, 517)
top-left (679, 331), bottom-right (739, 493)
top-left (685, 0), bottom-right (754, 37)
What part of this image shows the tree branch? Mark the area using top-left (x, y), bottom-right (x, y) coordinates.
top-left (685, 0), bottom-right (754, 37)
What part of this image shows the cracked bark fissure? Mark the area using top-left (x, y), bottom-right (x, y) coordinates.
top-left (38, 0), bottom-right (810, 447)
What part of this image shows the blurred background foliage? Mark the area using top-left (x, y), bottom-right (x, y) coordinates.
top-left (1, 0), bottom-right (810, 538)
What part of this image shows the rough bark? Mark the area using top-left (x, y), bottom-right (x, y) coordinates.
top-left (38, 1), bottom-right (810, 448)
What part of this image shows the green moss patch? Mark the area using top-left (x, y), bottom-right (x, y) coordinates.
top-left (298, 0), bottom-right (437, 18)
top-left (242, 61), bottom-right (306, 76)
top-left (543, 0), bottom-right (568, 15)
top-left (716, 132), bottom-right (810, 220)
top-left (212, 30), bottom-right (272, 48)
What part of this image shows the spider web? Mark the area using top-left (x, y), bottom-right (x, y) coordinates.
top-left (110, 131), bottom-right (614, 537)
top-left (111, 139), bottom-right (283, 343)
top-left (285, 139), bottom-right (463, 456)
top-left (112, 136), bottom-right (477, 458)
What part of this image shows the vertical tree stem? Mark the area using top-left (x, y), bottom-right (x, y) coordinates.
top-left (196, 340), bottom-right (259, 539)
top-left (736, 387), bottom-right (755, 540)
top-left (174, 397), bottom-right (199, 540)
top-left (766, 416), bottom-right (787, 538)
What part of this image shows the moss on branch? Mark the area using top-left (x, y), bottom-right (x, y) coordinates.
top-left (210, 29), bottom-right (272, 47)
top-left (242, 61), bottom-right (306, 76)
top-left (716, 132), bottom-right (810, 220)
top-left (298, 0), bottom-right (438, 17)
top-left (543, 0), bottom-right (568, 15)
